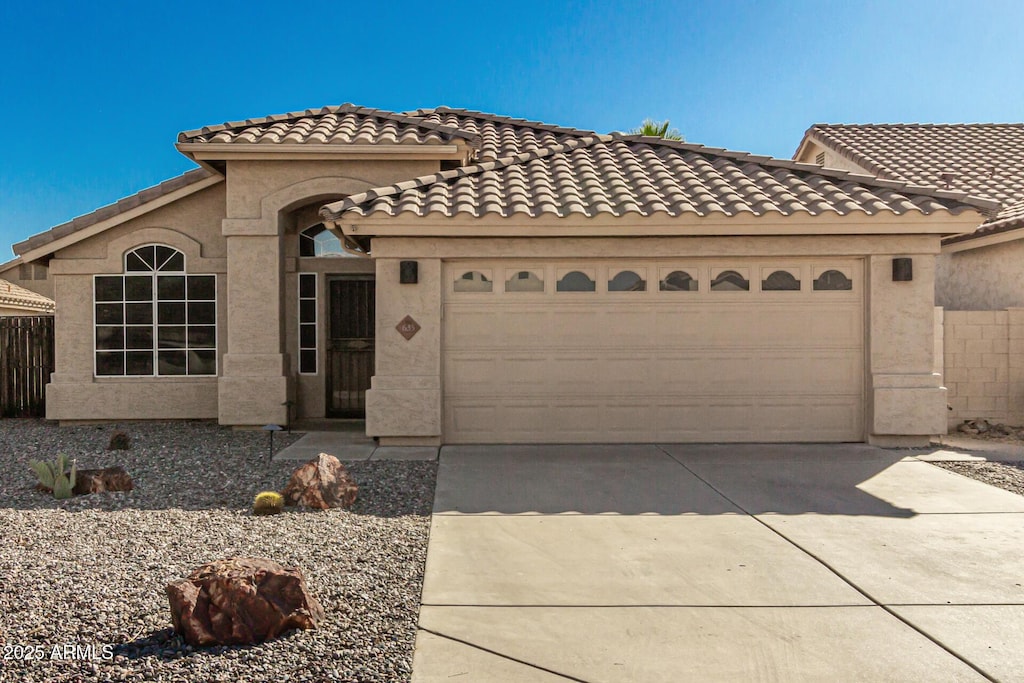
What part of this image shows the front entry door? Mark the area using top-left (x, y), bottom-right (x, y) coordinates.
top-left (326, 277), bottom-right (375, 418)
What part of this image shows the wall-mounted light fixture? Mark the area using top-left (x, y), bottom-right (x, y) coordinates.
top-left (892, 257), bottom-right (913, 282)
top-left (400, 260), bottom-right (418, 284)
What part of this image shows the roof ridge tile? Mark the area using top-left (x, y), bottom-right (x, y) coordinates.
top-left (177, 103), bottom-right (478, 145)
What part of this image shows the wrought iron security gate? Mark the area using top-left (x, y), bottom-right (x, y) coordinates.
top-left (326, 277), bottom-right (375, 418)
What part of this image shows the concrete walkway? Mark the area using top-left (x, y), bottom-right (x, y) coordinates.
top-left (412, 444), bottom-right (1024, 682)
top-left (272, 425), bottom-right (438, 461)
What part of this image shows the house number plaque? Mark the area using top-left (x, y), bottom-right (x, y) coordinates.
top-left (396, 315), bottom-right (421, 341)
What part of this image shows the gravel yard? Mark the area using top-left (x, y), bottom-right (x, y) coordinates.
top-left (0, 419), bottom-right (437, 683)
top-left (934, 459), bottom-right (1024, 496)
top-left (929, 422), bottom-right (1024, 497)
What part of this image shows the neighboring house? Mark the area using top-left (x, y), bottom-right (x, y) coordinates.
top-left (9, 104), bottom-right (994, 445)
top-left (0, 276), bottom-right (55, 316)
top-left (793, 124), bottom-right (1024, 310)
top-left (0, 256), bottom-right (54, 300)
top-left (794, 124), bottom-right (1024, 429)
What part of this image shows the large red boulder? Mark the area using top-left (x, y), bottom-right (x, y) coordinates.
top-left (165, 557), bottom-right (324, 646)
top-left (281, 453), bottom-right (358, 509)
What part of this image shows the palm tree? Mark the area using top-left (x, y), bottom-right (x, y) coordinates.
top-left (628, 118), bottom-right (683, 141)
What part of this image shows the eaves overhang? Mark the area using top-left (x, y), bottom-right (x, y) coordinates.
top-left (324, 207), bottom-right (988, 241)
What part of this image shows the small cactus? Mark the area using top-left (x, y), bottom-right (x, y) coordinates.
top-left (253, 491), bottom-right (285, 516)
top-left (29, 454), bottom-right (77, 500)
top-left (107, 430), bottom-right (131, 450)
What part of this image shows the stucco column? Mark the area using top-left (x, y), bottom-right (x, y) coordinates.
top-left (365, 257), bottom-right (442, 445)
top-left (217, 222), bottom-right (290, 426)
top-left (868, 253), bottom-right (946, 446)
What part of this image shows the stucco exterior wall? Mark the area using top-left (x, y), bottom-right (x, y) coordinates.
top-left (218, 158), bottom-right (442, 425)
top-left (226, 159), bottom-right (440, 218)
top-left (942, 308), bottom-right (1024, 428)
top-left (46, 184), bottom-right (227, 422)
top-left (937, 241), bottom-right (1024, 310)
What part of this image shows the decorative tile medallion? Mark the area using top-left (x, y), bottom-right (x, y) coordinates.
top-left (396, 315), bottom-right (421, 341)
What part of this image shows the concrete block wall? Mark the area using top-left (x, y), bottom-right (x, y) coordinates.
top-left (941, 309), bottom-right (1024, 428)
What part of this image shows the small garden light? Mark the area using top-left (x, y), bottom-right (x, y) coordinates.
top-left (262, 424), bottom-right (283, 462)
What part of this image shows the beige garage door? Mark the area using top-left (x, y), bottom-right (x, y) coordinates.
top-left (443, 259), bottom-right (864, 443)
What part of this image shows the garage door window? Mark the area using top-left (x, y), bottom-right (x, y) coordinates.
top-left (711, 269), bottom-right (749, 291)
top-left (505, 270), bottom-right (544, 292)
top-left (557, 270), bottom-right (596, 292)
top-left (660, 270), bottom-right (698, 291)
top-left (762, 269), bottom-right (801, 291)
top-left (608, 269), bottom-right (646, 292)
top-left (454, 270), bottom-right (493, 292)
top-left (814, 269), bottom-right (853, 291)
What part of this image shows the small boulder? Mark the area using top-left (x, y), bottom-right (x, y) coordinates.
top-left (166, 557), bottom-right (324, 646)
top-left (281, 453), bottom-right (358, 510)
top-left (73, 466), bottom-right (134, 495)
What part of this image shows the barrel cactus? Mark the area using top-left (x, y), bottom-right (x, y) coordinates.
top-left (253, 491), bottom-right (285, 516)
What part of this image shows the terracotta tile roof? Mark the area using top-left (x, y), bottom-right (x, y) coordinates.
top-left (177, 104), bottom-right (480, 147)
top-left (13, 169), bottom-right (219, 256)
top-left (801, 124), bottom-right (1024, 242)
top-left (407, 107), bottom-right (596, 160)
top-left (322, 134), bottom-right (994, 221)
top-left (0, 279), bottom-right (55, 313)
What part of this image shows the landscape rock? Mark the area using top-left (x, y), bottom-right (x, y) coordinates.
top-left (281, 453), bottom-right (358, 509)
top-left (165, 557), bottom-right (324, 646)
top-left (72, 466), bottom-right (134, 495)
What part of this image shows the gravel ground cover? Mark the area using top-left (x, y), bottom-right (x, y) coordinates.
top-left (934, 459), bottom-right (1024, 496)
top-left (0, 419), bottom-right (437, 683)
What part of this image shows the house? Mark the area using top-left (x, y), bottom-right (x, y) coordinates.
top-left (0, 256), bottom-right (54, 305)
top-left (794, 124), bottom-right (1024, 428)
top-left (793, 124), bottom-right (1024, 311)
top-left (0, 256), bottom-right (55, 315)
top-left (8, 104), bottom-right (995, 445)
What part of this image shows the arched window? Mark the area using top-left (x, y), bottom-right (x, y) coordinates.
top-left (505, 270), bottom-right (544, 292)
top-left (556, 270), bottom-right (596, 292)
top-left (660, 270), bottom-right (698, 291)
top-left (299, 224), bottom-right (349, 257)
top-left (711, 269), bottom-right (749, 291)
top-left (94, 245), bottom-right (217, 376)
top-left (608, 270), bottom-right (646, 292)
top-left (454, 270), bottom-right (493, 292)
top-left (762, 270), bottom-right (801, 291)
top-left (814, 269), bottom-right (853, 291)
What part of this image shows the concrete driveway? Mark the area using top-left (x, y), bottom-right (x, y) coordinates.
top-left (411, 444), bottom-right (1024, 682)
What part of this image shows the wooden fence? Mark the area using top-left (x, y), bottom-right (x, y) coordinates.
top-left (1, 316), bottom-right (54, 417)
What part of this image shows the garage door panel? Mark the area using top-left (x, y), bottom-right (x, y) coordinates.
top-left (443, 260), bottom-right (863, 443)
top-left (446, 398), bottom-right (654, 443)
top-left (446, 356), bottom-right (501, 391)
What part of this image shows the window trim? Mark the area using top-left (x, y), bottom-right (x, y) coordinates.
top-left (298, 272), bottom-right (318, 375)
top-left (93, 246), bottom-right (218, 378)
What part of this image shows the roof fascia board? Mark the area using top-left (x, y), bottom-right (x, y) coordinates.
top-left (15, 174), bottom-right (224, 262)
top-left (0, 302), bottom-right (54, 313)
top-left (943, 226), bottom-right (1024, 253)
top-left (177, 143), bottom-right (465, 162)
top-left (328, 212), bottom-right (982, 239)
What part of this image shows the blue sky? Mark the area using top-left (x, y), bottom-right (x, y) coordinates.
top-left (2, 0), bottom-right (1023, 256)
